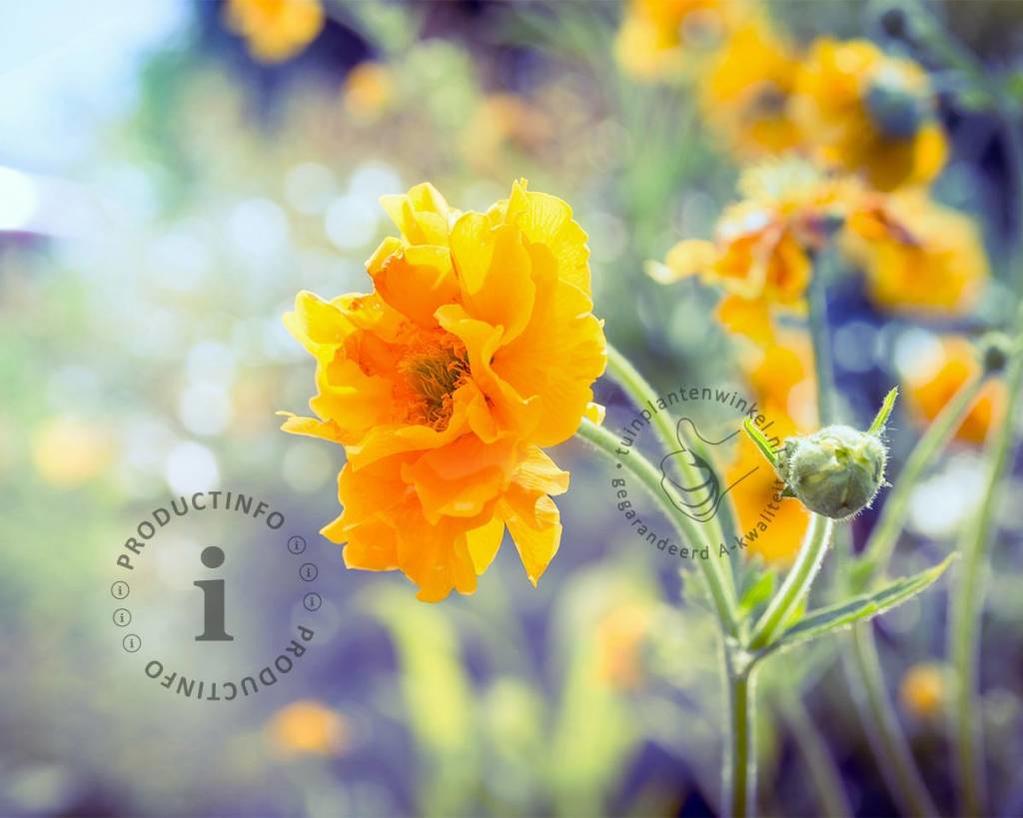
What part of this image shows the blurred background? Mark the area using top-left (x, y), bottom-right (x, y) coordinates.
top-left (2, 1), bottom-right (1023, 816)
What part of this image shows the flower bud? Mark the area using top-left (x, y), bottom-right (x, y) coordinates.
top-left (866, 70), bottom-right (927, 139)
top-left (778, 425), bottom-right (888, 519)
top-left (978, 331), bottom-right (1013, 375)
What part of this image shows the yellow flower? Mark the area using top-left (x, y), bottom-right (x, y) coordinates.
top-left (903, 336), bottom-right (1006, 445)
top-left (699, 17), bottom-right (802, 158)
top-left (614, 0), bottom-right (732, 81)
top-left (842, 192), bottom-right (988, 315)
top-left (282, 181), bottom-right (607, 601)
top-left (224, 0), bottom-right (324, 64)
top-left (653, 158), bottom-right (859, 344)
top-left (460, 94), bottom-right (553, 172)
top-left (900, 663), bottom-right (945, 719)
top-left (343, 61), bottom-right (394, 120)
top-left (266, 700), bottom-right (348, 756)
top-left (792, 38), bottom-right (947, 190)
top-left (595, 602), bottom-right (653, 691)
top-left (727, 335), bottom-right (814, 565)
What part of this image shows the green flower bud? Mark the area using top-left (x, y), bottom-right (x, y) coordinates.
top-left (778, 425), bottom-right (888, 519)
top-left (866, 73), bottom-right (927, 139)
top-left (978, 331), bottom-right (1014, 375)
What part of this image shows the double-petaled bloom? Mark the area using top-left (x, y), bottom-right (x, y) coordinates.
top-left (651, 159), bottom-right (857, 344)
top-left (791, 38), bottom-right (947, 191)
top-left (282, 181), bottom-right (606, 601)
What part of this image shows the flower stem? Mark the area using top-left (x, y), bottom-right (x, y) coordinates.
top-left (857, 373), bottom-right (985, 584)
top-left (725, 650), bottom-right (757, 818)
top-left (949, 328), bottom-right (1023, 817)
top-left (748, 513), bottom-right (834, 650)
top-left (807, 254), bottom-right (837, 425)
top-left (844, 625), bottom-right (940, 818)
top-left (604, 344), bottom-right (739, 609)
top-left (575, 417), bottom-right (739, 635)
top-left (775, 691), bottom-right (852, 818)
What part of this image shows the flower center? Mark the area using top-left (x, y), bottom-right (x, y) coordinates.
top-left (396, 331), bottom-right (470, 429)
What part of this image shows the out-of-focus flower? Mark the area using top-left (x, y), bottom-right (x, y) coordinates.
top-left (614, 0), bottom-right (732, 81)
top-left (903, 337), bottom-right (1006, 445)
top-left (224, 0), bottom-right (324, 64)
top-left (792, 38), bottom-right (946, 191)
top-left (699, 17), bottom-right (802, 158)
top-left (282, 181), bottom-right (606, 601)
top-left (842, 192), bottom-right (988, 315)
top-left (595, 602), bottom-right (653, 690)
top-left (900, 663), bottom-right (945, 719)
top-left (343, 62), bottom-right (395, 120)
top-left (651, 158), bottom-right (858, 344)
top-left (742, 332), bottom-right (816, 429)
top-left (266, 700), bottom-right (348, 757)
top-left (727, 411), bottom-right (810, 565)
top-left (461, 94), bottom-right (553, 172)
top-left (32, 417), bottom-right (113, 487)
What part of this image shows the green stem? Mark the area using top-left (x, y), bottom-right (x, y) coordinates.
top-left (857, 373), bottom-right (986, 584)
top-left (775, 692), bottom-right (852, 818)
top-left (575, 418), bottom-right (739, 635)
top-left (748, 513), bottom-right (834, 650)
top-left (950, 334), bottom-right (1023, 817)
top-left (725, 652), bottom-right (756, 818)
top-left (604, 344), bottom-right (740, 610)
top-left (807, 256), bottom-right (837, 426)
top-left (844, 625), bottom-right (940, 818)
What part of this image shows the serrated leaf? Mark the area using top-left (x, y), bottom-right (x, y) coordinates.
top-left (761, 555), bottom-right (956, 656)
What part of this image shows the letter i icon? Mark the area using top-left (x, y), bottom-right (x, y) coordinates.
top-left (194, 546), bottom-right (234, 642)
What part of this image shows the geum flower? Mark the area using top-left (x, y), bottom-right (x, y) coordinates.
top-left (223, 0), bottom-right (324, 64)
top-left (842, 191), bottom-right (989, 315)
top-left (792, 38), bottom-right (947, 191)
top-left (650, 158), bottom-right (858, 344)
top-left (699, 16), bottom-right (802, 158)
top-left (282, 181), bottom-right (606, 601)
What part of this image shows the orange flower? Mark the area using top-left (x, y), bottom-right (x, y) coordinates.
top-left (282, 181), bottom-right (606, 601)
top-left (614, 0), bottom-right (732, 81)
top-left (903, 337), bottom-right (1006, 445)
top-left (343, 62), bottom-right (394, 120)
top-left (223, 0), bottom-right (324, 64)
top-left (900, 663), bottom-right (945, 720)
top-left (727, 336), bottom-right (814, 565)
top-left (266, 700), bottom-right (348, 757)
top-left (595, 602), bottom-right (653, 690)
top-left (792, 38), bottom-right (947, 191)
top-left (843, 192), bottom-right (988, 315)
top-left (652, 159), bottom-right (859, 344)
top-left (699, 17), bottom-right (802, 158)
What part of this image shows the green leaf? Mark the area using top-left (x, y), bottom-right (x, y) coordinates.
top-left (868, 387), bottom-right (899, 436)
top-left (738, 569), bottom-right (777, 619)
top-left (761, 555), bottom-right (956, 656)
top-left (743, 417), bottom-right (781, 469)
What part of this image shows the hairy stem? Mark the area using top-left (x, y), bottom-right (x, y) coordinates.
top-left (725, 652), bottom-right (757, 818)
top-left (807, 256), bottom-right (837, 425)
top-left (575, 418), bottom-right (739, 634)
top-left (749, 513), bottom-right (834, 650)
top-left (604, 344), bottom-right (740, 612)
top-left (845, 625), bottom-right (940, 818)
top-left (950, 334), bottom-right (1023, 817)
top-left (858, 374), bottom-right (985, 584)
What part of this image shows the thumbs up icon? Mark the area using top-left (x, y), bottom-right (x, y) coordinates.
top-left (659, 418), bottom-right (758, 523)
